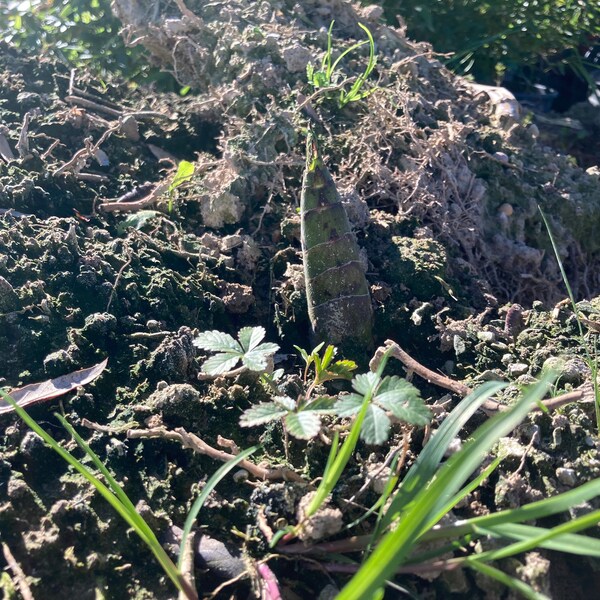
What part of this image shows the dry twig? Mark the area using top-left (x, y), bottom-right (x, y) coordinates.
top-left (2, 542), bottom-right (34, 600)
top-left (370, 339), bottom-right (592, 416)
top-left (127, 426), bottom-right (307, 483)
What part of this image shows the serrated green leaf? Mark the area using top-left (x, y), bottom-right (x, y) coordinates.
top-left (242, 351), bottom-right (269, 372)
top-left (202, 353), bottom-right (241, 375)
top-left (360, 404), bottom-right (391, 445)
top-left (241, 342), bottom-right (279, 371)
top-left (376, 379), bottom-right (421, 409)
top-left (324, 359), bottom-right (357, 380)
top-left (321, 345), bottom-right (336, 370)
top-left (255, 342), bottom-right (280, 355)
top-left (274, 396), bottom-right (297, 411)
top-left (285, 411), bottom-right (322, 439)
top-left (240, 403), bottom-right (288, 427)
top-left (194, 330), bottom-right (241, 353)
top-left (238, 326), bottom-right (265, 352)
top-left (352, 372), bottom-right (379, 396)
top-left (334, 393), bottom-right (364, 417)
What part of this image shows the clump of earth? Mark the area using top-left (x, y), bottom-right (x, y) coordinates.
top-left (1, 1), bottom-right (600, 598)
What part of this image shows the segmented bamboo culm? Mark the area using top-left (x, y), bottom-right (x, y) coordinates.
top-left (300, 130), bottom-right (373, 354)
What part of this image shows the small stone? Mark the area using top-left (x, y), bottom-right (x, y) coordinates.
top-left (508, 362), bottom-right (529, 377)
top-left (296, 491), bottom-right (343, 542)
top-left (282, 44), bottom-right (312, 73)
top-left (493, 152), bottom-right (509, 164)
top-left (453, 334), bottom-right (466, 355)
top-left (146, 319), bottom-right (161, 332)
top-left (43, 349), bottom-right (75, 376)
top-left (476, 330), bottom-right (496, 343)
top-left (556, 467), bottom-right (577, 487)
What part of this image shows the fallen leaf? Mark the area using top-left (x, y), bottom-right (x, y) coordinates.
top-left (0, 359), bottom-right (108, 415)
top-left (0, 133), bottom-right (15, 162)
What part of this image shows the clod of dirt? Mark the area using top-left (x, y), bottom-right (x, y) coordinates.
top-left (296, 491), bottom-right (343, 542)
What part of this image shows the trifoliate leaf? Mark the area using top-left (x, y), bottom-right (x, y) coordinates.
top-left (351, 372), bottom-right (379, 396)
top-left (194, 330), bottom-right (241, 353)
top-left (334, 393), bottom-right (364, 417)
top-left (240, 403), bottom-right (288, 427)
top-left (202, 353), bottom-right (241, 375)
top-left (360, 404), bottom-right (391, 445)
top-left (273, 396), bottom-right (297, 411)
top-left (285, 411), bottom-right (322, 440)
top-left (238, 326), bottom-right (265, 352)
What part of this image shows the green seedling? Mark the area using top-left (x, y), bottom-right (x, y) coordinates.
top-left (338, 373), bottom-right (600, 600)
top-left (240, 343), bottom-right (356, 440)
top-left (194, 326), bottom-right (279, 376)
top-left (167, 160), bottom-right (195, 212)
top-left (306, 21), bottom-right (377, 108)
top-left (335, 373), bottom-right (430, 445)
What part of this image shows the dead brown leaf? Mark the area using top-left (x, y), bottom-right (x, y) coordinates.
top-left (0, 359), bottom-right (108, 415)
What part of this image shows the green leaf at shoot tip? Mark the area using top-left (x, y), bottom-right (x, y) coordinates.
top-left (169, 160), bottom-right (195, 193)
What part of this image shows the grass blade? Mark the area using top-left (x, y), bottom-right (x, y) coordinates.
top-left (380, 381), bottom-right (505, 530)
top-left (178, 445), bottom-right (259, 569)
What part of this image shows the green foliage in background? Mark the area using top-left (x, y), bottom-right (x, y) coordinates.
top-left (378, 0), bottom-right (600, 85)
top-left (0, 0), bottom-right (168, 85)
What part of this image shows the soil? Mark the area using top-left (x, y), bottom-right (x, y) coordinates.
top-left (1, 1), bottom-right (600, 599)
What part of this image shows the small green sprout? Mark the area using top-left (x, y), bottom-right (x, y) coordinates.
top-left (194, 326), bottom-right (279, 376)
top-left (167, 160), bottom-right (195, 211)
top-left (240, 343), bottom-right (354, 440)
top-left (306, 21), bottom-right (377, 108)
